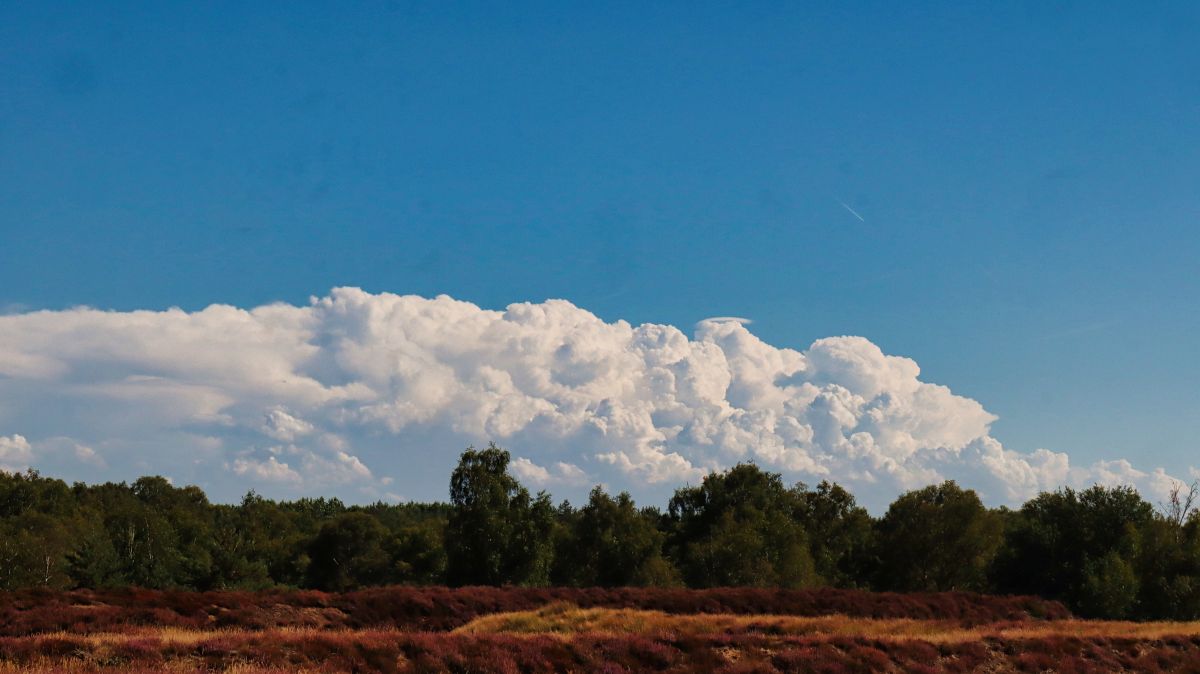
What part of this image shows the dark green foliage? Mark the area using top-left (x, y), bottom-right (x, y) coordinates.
top-left (873, 481), bottom-right (1002, 592)
top-left (667, 463), bottom-right (817, 588)
top-left (1134, 515), bottom-right (1200, 619)
top-left (6, 447), bottom-right (1200, 620)
top-left (306, 512), bottom-right (392, 591)
top-left (385, 519), bottom-right (447, 585)
top-left (0, 470), bottom-right (80, 590)
top-left (0, 467), bottom-right (458, 593)
top-left (553, 487), bottom-right (679, 587)
top-left (65, 521), bottom-right (124, 588)
top-left (992, 484), bottom-right (1157, 618)
top-left (795, 481), bottom-right (874, 587)
top-left (445, 443), bottom-right (555, 586)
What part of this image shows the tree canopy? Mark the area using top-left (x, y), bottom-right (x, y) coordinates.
top-left (3, 449), bottom-right (1200, 620)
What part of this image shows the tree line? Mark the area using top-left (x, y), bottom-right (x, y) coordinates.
top-left (3, 442), bottom-right (1200, 620)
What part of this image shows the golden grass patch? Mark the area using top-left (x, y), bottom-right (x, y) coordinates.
top-left (454, 602), bottom-right (1200, 643)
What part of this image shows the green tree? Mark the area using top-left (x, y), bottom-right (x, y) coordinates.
top-left (386, 520), bottom-right (447, 585)
top-left (555, 487), bottom-right (679, 587)
top-left (445, 444), bottom-right (555, 586)
top-left (104, 494), bottom-right (182, 588)
top-left (235, 491), bottom-right (309, 586)
top-left (305, 512), bottom-right (391, 591)
top-left (0, 470), bottom-right (80, 589)
top-left (1080, 550), bottom-right (1139, 618)
top-left (994, 485), bottom-right (1154, 618)
top-left (667, 463), bottom-right (817, 588)
top-left (1135, 515), bottom-right (1200, 619)
top-left (795, 481), bottom-right (874, 587)
top-left (131, 477), bottom-right (218, 588)
top-left (0, 513), bottom-right (75, 589)
top-left (207, 504), bottom-right (273, 589)
top-left (874, 481), bottom-right (1002, 592)
top-left (67, 519), bottom-right (125, 588)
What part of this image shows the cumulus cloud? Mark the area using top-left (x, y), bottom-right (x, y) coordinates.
top-left (231, 455), bottom-right (301, 484)
top-left (511, 457), bottom-right (590, 488)
top-left (0, 434), bottom-right (33, 472)
top-left (0, 289), bottom-right (1186, 507)
top-left (262, 408), bottom-right (315, 441)
top-left (0, 434), bottom-right (105, 473)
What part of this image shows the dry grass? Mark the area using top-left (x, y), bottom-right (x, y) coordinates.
top-left (7, 600), bottom-right (1200, 672)
top-left (10, 625), bottom-right (369, 646)
top-left (0, 586), bottom-right (1071, 636)
top-left (455, 601), bottom-right (1200, 643)
top-left (6, 615), bottom-right (1200, 673)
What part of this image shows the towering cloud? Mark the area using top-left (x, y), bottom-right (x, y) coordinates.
top-left (0, 289), bottom-right (1184, 507)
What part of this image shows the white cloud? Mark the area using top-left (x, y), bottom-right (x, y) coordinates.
top-left (511, 457), bottom-right (591, 488)
top-left (229, 443), bottom-right (371, 488)
top-left (262, 408), bottom-right (314, 441)
top-left (697, 316), bottom-right (753, 327)
top-left (0, 435), bottom-right (105, 473)
top-left (0, 288), bottom-right (1186, 507)
top-left (0, 434), bottom-right (33, 472)
top-left (72, 443), bottom-right (102, 466)
top-left (232, 456), bottom-right (301, 483)
top-left (33, 436), bottom-right (107, 468)
top-left (1071, 460), bottom-right (1182, 503)
top-left (510, 457), bottom-right (551, 483)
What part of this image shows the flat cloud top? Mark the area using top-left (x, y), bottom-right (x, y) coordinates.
top-left (0, 288), bottom-right (1183, 508)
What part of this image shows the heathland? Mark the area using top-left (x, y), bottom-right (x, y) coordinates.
top-left (4, 587), bottom-right (1200, 672)
top-left (7, 445), bottom-right (1200, 671)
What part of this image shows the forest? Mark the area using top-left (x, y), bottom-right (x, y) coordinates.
top-left (3, 443), bottom-right (1199, 622)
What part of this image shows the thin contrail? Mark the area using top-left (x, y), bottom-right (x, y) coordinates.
top-left (836, 199), bottom-right (866, 222)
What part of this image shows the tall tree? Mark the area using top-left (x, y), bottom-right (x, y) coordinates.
top-left (0, 470), bottom-right (80, 589)
top-left (445, 443), bottom-right (555, 586)
top-left (555, 487), bottom-right (679, 587)
top-left (795, 481), bottom-right (874, 587)
top-left (305, 512), bottom-right (392, 591)
top-left (994, 485), bottom-right (1154, 618)
top-left (667, 463), bottom-right (816, 588)
top-left (1136, 512), bottom-right (1200, 620)
top-left (873, 480), bottom-right (1002, 592)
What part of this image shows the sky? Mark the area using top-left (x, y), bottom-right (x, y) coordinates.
top-left (1, 2), bottom-right (1198, 510)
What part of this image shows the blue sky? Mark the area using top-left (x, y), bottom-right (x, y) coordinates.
top-left (1, 3), bottom-right (1198, 505)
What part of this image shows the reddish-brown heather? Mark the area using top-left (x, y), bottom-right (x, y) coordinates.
top-left (0, 586), bottom-right (1070, 636)
top-left (3, 632), bottom-right (1200, 672)
top-left (19, 588), bottom-right (1200, 672)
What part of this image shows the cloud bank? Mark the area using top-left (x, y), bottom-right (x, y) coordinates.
top-left (0, 288), bottom-right (1184, 508)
